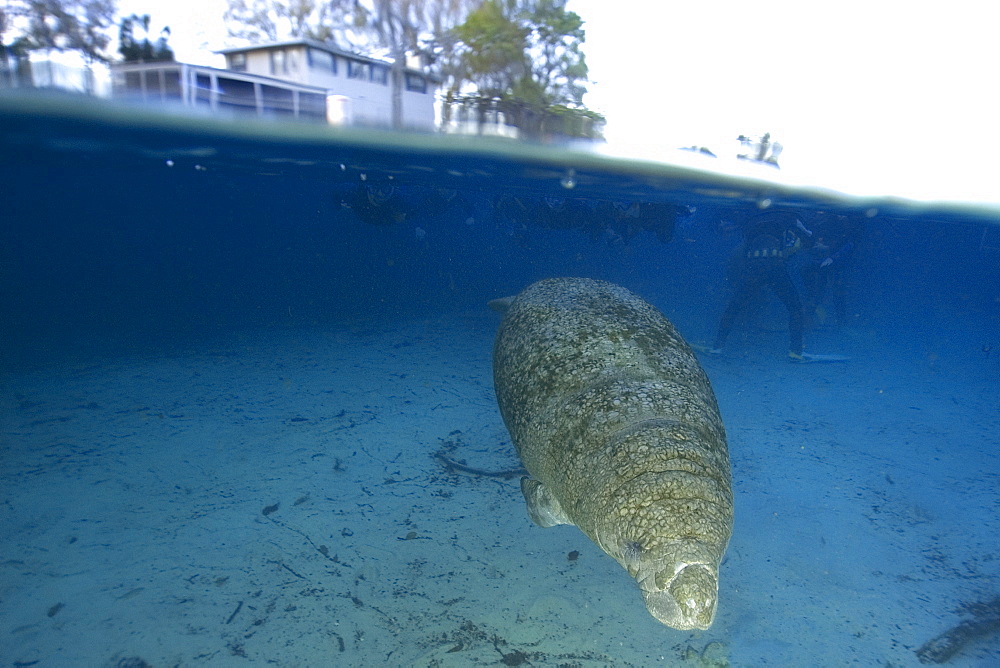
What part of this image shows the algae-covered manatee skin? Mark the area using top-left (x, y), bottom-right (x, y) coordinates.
top-left (492, 277), bottom-right (733, 631)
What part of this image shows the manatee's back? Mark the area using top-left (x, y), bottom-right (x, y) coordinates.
top-left (493, 277), bottom-right (723, 485)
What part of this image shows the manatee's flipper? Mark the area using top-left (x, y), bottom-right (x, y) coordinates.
top-left (520, 477), bottom-right (573, 527)
top-left (487, 296), bottom-right (515, 314)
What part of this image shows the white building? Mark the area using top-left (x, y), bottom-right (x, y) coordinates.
top-left (110, 39), bottom-right (439, 129)
top-left (217, 39), bottom-right (438, 129)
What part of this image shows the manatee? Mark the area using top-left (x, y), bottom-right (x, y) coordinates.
top-left (491, 277), bottom-right (733, 631)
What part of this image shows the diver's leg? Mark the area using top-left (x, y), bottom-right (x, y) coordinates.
top-left (831, 268), bottom-right (848, 325)
top-left (713, 273), bottom-right (759, 350)
top-left (771, 268), bottom-right (804, 356)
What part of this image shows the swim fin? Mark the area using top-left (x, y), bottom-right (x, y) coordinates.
top-left (790, 352), bottom-right (851, 363)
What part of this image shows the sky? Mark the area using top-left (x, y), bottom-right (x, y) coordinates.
top-left (117, 0), bottom-right (1000, 204)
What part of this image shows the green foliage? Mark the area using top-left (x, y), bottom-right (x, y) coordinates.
top-left (118, 14), bottom-right (174, 63)
top-left (449, 0), bottom-right (603, 140)
top-left (523, 0), bottom-right (587, 106)
top-left (453, 0), bottom-right (528, 96)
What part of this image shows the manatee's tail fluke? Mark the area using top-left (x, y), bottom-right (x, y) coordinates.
top-left (488, 296), bottom-right (515, 314)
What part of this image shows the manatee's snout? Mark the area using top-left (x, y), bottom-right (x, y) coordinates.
top-left (640, 563), bottom-right (718, 631)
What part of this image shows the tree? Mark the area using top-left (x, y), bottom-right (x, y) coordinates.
top-left (452, 0), bottom-right (526, 98)
top-left (449, 0), bottom-right (602, 140)
top-left (2, 0), bottom-right (117, 63)
top-left (224, 0), bottom-right (362, 47)
top-left (350, 0), bottom-right (482, 128)
top-left (523, 0), bottom-right (587, 109)
top-left (353, 0), bottom-right (428, 128)
top-left (118, 14), bottom-right (174, 63)
top-left (1, 0), bottom-right (117, 91)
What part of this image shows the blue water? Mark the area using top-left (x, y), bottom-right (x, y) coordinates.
top-left (1, 92), bottom-right (999, 667)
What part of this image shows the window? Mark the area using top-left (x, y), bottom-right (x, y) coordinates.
top-left (369, 64), bottom-right (388, 85)
top-left (308, 48), bottom-right (337, 74)
top-left (347, 60), bottom-right (367, 80)
top-left (229, 53), bottom-right (247, 72)
top-left (299, 92), bottom-right (328, 120)
top-left (217, 77), bottom-right (256, 112)
top-left (162, 69), bottom-right (181, 98)
top-left (260, 85), bottom-right (294, 115)
top-left (270, 49), bottom-right (287, 76)
top-left (405, 73), bottom-right (427, 94)
top-left (123, 71), bottom-right (142, 90)
top-left (194, 73), bottom-right (213, 105)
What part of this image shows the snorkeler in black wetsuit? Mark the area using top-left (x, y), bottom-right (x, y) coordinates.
top-left (712, 210), bottom-right (810, 360)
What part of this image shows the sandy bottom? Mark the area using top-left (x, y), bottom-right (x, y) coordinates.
top-left (2, 311), bottom-right (998, 667)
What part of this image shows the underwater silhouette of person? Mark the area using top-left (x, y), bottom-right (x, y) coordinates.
top-left (341, 181), bottom-right (475, 227)
top-left (341, 181), bottom-right (412, 226)
top-left (493, 193), bottom-right (601, 239)
top-left (604, 201), bottom-right (689, 244)
top-left (711, 209), bottom-right (813, 360)
top-left (798, 212), bottom-right (863, 328)
top-left (493, 193), bottom-right (687, 245)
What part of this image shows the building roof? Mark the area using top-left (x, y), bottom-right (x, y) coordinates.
top-left (214, 39), bottom-right (439, 81)
top-left (216, 38), bottom-right (364, 61)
